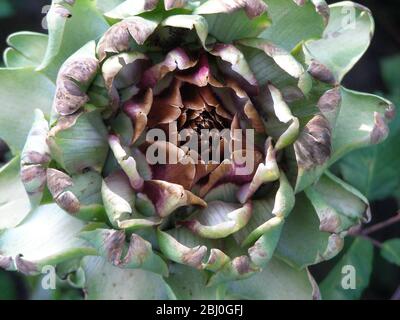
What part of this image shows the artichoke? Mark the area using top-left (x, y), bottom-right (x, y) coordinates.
top-left (0, 0), bottom-right (395, 300)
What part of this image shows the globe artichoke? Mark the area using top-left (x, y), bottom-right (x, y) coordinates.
top-left (0, 0), bottom-right (395, 300)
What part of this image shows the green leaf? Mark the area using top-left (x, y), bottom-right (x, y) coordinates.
top-left (338, 113), bottom-right (400, 201)
top-left (101, 170), bottom-right (161, 230)
top-left (381, 55), bottom-right (400, 95)
top-left (320, 237), bottom-right (373, 300)
top-left (304, 2), bottom-right (374, 83)
top-left (48, 111), bottom-right (109, 174)
top-left (4, 32), bottom-right (48, 68)
top-left (96, 0), bottom-right (125, 13)
top-left (276, 193), bottom-right (344, 269)
top-left (0, 270), bottom-right (18, 300)
top-left (236, 197), bottom-right (275, 246)
top-left (226, 257), bottom-right (319, 299)
top-left (260, 0), bottom-right (325, 51)
top-left (247, 216), bottom-right (284, 267)
top-left (3, 48), bottom-right (33, 68)
top-left (0, 68), bottom-right (55, 153)
top-left (183, 201), bottom-right (252, 239)
top-left (337, 56), bottom-right (400, 201)
top-left (330, 87), bottom-right (393, 163)
top-left (238, 42), bottom-right (307, 96)
top-left (82, 256), bottom-right (175, 300)
top-left (239, 39), bottom-right (305, 79)
top-left (206, 254), bottom-right (260, 286)
top-left (80, 228), bottom-right (169, 276)
top-left (161, 14), bottom-right (209, 49)
top-left (55, 258), bottom-right (87, 289)
top-left (0, 157), bottom-right (31, 230)
top-left (108, 135), bottom-right (144, 190)
top-left (66, 171), bottom-right (107, 221)
top-left (38, 0), bottom-right (109, 81)
top-left (20, 109), bottom-right (50, 208)
top-left (101, 171), bottom-right (135, 227)
top-left (157, 228), bottom-right (208, 269)
top-left (0, 204), bottom-right (94, 274)
top-left (305, 172), bottom-right (369, 234)
top-left (199, 9), bottom-right (271, 43)
top-left (104, 0), bottom-right (158, 20)
top-left (381, 239), bottom-right (400, 266)
top-left (204, 183), bottom-right (240, 203)
top-left (294, 86), bottom-right (393, 192)
top-left (237, 172), bottom-right (295, 249)
top-left (0, 0), bottom-right (14, 19)
top-left (165, 264), bottom-right (222, 300)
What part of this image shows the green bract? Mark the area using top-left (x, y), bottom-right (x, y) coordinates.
top-left (0, 0), bottom-right (395, 300)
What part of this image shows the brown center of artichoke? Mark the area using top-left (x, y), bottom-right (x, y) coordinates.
top-left (120, 51), bottom-right (265, 191)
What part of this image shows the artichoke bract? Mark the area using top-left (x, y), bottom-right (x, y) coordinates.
top-left (0, 0), bottom-right (395, 300)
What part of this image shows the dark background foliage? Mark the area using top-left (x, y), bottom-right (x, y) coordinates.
top-left (0, 0), bottom-right (399, 300)
top-left (320, 0), bottom-right (400, 300)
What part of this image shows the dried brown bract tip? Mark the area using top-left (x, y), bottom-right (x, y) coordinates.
top-left (53, 5), bottom-right (72, 18)
top-left (371, 112), bottom-right (389, 145)
top-left (294, 115), bottom-right (332, 169)
top-left (15, 254), bottom-right (38, 275)
top-left (308, 59), bottom-right (336, 85)
top-left (165, 0), bottom-right (188, 10)
top-left (182, 245), bottom-right (208, 269)
top-left (0, 255), bottom-right (12, 270)
top-left (97, 18), bottom-right (158, 62)
top-left (317, 87), bottom-right (341, 114)
top-left (46, 169), bottom-right (80, 214)
top-left (54, 58), bottom-right (99, 116)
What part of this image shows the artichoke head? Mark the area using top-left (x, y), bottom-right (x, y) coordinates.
top-left (0, 0), bottom-right (395, 300)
